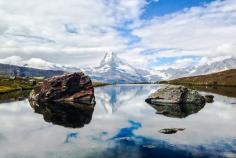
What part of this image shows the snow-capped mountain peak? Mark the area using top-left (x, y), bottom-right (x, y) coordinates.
top-left (99, 51), bottom-right (120, 67)
top-left (84, 52), bottom-right (147, 83)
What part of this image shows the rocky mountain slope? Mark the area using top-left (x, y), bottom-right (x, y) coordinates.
top-left (0, 63), bottom-right (64, 78)
top-left (160, 57), bottom-right (236, 80)
top-left (83, 52), bottom-right (147, 83)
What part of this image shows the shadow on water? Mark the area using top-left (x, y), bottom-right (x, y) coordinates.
top-left (149, 103), bottom-right (205, 118)
top-left (29, 100), bottom-right (95, 128)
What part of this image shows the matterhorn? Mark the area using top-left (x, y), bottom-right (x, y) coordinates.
top-left (84, 52), bottom-right (147, 83)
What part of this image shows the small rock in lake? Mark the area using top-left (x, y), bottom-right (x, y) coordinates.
top-left (29, 72), bottom-right (95, 105)
top-left (159, 128), bottom-right (185, 134)
top-left (204, 95), bottom-right (214, 103)
top-left (17, 97), bottom-right (24, 101)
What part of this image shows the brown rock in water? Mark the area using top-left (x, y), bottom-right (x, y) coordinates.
top-left (29, 72), bottom-right (95, 105)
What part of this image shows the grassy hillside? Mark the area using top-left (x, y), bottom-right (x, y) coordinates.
top-left (0, 76), bottom-right (41, 93)
top-left (0, 76), bottom-right (109, 93)
top-left (92, 81), bottom-right (111, 87)
top-left (185, 86), bottom-right (236, 98)
top-left (162, 69), bottom-right (236, 87)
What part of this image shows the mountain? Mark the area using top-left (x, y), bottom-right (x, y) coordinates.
top-left (0, 63), bottom-right (64, 78)
top-left (0, 56), bottom-right (80, 72)
top-left (190, 57), bottom-right (236, 76)
top-left (83, 52), bottom-right (148, 83)
top-left (159, 57), bottom-right (236, 80)
top-left (1, 53), bottom-right (236, 83)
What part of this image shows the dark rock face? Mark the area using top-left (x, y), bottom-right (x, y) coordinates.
top-left (29, 72), bottom-right (95, 105)
top-left (29, 100), bottom-right (94, 128)
top-left (145, 85), bottom-right (206, 106)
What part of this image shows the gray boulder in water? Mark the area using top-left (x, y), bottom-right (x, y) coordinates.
top-left (145, 85), bottom-right (206, 106)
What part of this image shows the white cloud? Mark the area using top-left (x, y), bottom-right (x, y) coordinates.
top-left (0, 56), bottom-right (23, 65)
top-left (197, 55), bottom-right (232, 66)
top-left (0, 0), bottom-right (147, 67)
top-left (0, 0), bottom-right (235, 69)
top-left (0, 56), bottom-right (56, 69)
top-left (133, 0), bottom-right (236, 59)
top-left (24, 58), bottom-right (55, 69)
top-left (154, 58), bottom-right (198, 70)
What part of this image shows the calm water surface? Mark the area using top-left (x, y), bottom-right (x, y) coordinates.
top-left (0, 84), bottom-right (236, 158)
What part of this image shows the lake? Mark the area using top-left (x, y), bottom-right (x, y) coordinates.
top-left (0, 84), bottom-right (236, 158)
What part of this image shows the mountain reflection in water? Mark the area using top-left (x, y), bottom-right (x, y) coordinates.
top-left (0, 84), bottom-right (236, 158)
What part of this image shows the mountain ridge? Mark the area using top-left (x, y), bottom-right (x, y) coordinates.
top-left (83, 52), bottom-right (148, 83)
top-left (0, 52), bottom-right (236, 83)
top-left (0, 63), bottom-right (64, 78)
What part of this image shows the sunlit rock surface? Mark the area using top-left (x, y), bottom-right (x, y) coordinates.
top-left (29, 72), bottom-right (95, 105)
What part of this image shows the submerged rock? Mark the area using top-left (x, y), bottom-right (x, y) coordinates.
top-left (29, 72), bottom-right (95, 105)
top-left (159, 128), bottom-right (185, 134)
top-left (29, 100), bottom-right (94, 128)
top-left (145, 85), bottom-right (206, 106)
top-left (204, 95), bottom-right (214, 103)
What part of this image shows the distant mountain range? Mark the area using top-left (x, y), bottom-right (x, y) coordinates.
top-left (0, 63), bottom-right (64, 78)
top-left (0, 52), bottom-right (236, 83)
top-left (158, 57), bottom-right (236, 80)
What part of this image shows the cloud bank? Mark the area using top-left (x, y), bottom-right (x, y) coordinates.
top-left (0, 0), bottom-right (235, 69)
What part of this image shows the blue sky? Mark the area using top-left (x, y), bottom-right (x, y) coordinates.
top-left (142, 0), bottom-right (215, 18)
top-left (117, 0), bottom-right (217, 68)
top-left (0, 0), bottom-right (235, 69)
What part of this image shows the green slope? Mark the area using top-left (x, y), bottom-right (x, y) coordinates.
top-left (162, 69), bottom-right (236, 87)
